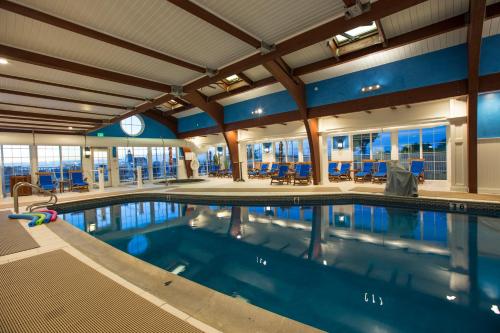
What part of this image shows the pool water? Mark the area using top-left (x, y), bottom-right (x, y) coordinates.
top-left (62, 201), bottom-right (500, 332)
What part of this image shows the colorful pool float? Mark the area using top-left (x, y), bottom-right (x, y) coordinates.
top-left (8, 209), bottom-right (58, 227)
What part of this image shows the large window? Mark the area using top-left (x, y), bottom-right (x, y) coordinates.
top-left (117, 147), bottom-right (150, 182)
top-left (120, 115), bottom-right (144, 136)
top-left (61, 146), bottom-right (82, 175)
top-left (2, 145), bottom-right (31, 195)
top-left (398, 129), bottom-right (421, 169)
top-left (372, 132), bottom-right (391, 161)
top-left (302, 139), bottom-right (311, 162)
top-left (197, 151), bottom-right (208, 175)
top-left (422, 126), bottom-right (447, 180)
top-left (37, 145), bottom-right (60, 175)
top-left (352, 134), bottom-right (370, 169)
top-left (152, 147), bottom-right (165, 179)
top-left (286, 140), bottom-right (299, 163)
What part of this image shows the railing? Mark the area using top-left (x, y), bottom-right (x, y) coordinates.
top-left (13, 182), bottom-right (58, 214)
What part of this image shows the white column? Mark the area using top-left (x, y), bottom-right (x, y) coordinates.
top-left (298, 139), bottom-right (304, 162)
top-left (30, 145), bottom-right (38, 185)
top-left (147, 147), bottom-right (153, 182)
top-left (449, 120), bottom-right (468, 192)
top-left (319, 135), bottom-right (329, 185)
top-left (238, 142), bottom-right (248, 180)
top-left (109, 147), bottom-right (119, 187)
top-left (136, 166), bottom-right (143, 188)
top-left (177, 148), bottom-right (187, 179)
top-left (390, 131), bottom-right (399, 161)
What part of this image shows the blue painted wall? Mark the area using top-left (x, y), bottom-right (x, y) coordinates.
top-left (177, 112), bottom-right (217, 133)
top-left (176, 36), bottom-right (500, 133)
top-left (224, 90), bottom-right (297, 124)
top-left (89, 114), bottom-right (176, 139)
top-left (478, 92), bottom-right (500, 139)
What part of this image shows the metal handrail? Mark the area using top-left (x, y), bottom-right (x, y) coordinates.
top-left (13, 182), bottom-right (58, 213)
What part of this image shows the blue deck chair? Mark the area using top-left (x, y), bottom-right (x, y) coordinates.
top-left (410, 159), bottom-right (425, 183)
top-left (69, 170), bottom-right (89, 191)
top-left (328, 162), bottom-right (338, 181)
top-left (330, 162), bottom-right (351, 181)
top-left (249, 163), bottom-right (269, 178)
top-left (266, 163), bottom-right (279, 177)
top-left (293, 164), bottom-right (311, 185)
top-left (37, 172), bottom-right (57, 192)
top-left (372, 161), bottom-right (388, 183)
top-left (354, 161), bottom-right (374, 183)
top-left (208, 164), bottom-right (220, 177)
top-left (270, 165), bottom-right (290, 185)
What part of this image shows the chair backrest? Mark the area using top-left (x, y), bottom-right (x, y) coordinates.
top-left (294, 163), bottom-right (302, 175)
top-left (362, 161), bottom-right (374, 173)
top-left (277, 165), bottom-right (289, 177)
top-left (377, 161), bottom-right (387, 173)
top-left (328, 162), bottom-right (338, 174)
top-left (340, 162), bottom-right (351, 174)
top-left (299, 164), bottom-right (311, 177)
top-left (410, 160), bottom-right (425, 174)
top-left (270, 163), bottom-right (278, 171)
top-left (261, 163), bottom-right (269, 171)
top-left (70, 171), bottom-right (84, 183)
top-left (38, 173), bottom-right (53, 186)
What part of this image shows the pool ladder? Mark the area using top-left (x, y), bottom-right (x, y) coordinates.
top-left (13, 182), bottom-right (58, 213)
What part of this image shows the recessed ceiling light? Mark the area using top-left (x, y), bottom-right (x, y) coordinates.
top-left (0, 58), bottom-right (8, 65)
top-left (68, 126), bottom-right (73, 130)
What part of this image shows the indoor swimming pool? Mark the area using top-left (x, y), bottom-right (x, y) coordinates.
top-left (61, 200), bottom-right (500, 332)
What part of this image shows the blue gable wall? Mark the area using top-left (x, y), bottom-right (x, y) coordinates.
top-left (177, 36), bottom-right (500, 133)
top-left (178, 112), bottom-right (217, 133)
top-left (478, 92), bottom-right (500, 139)
top-left (89, 115), bottom-right (176, 139)
top-left (224, 90), bottom-right (297, 124)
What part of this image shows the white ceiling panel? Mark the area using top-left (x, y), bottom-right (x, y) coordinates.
top-left (483, 16), bottom-right (500, 36)
top-left (0, 118), bottom-right (94, 128)
top-left (0, 92), bottom-right (125, 116)
top-left (193, 0), bottom-right (345, 44)
top-left (0, 60), bottom-right (162, 100)
top-left (241, 66), bottom-right (272, 82)
top-left (301, 28), bottom-right (467, 83)
top-left (173, 107), bottom-right (204, 119)
top-left (218, 82), bottom-right (285, 106)
top-left (0, 103), bottom-right (111, 120)
top-left (8, 0), bottom-right (255, 69)
top-left (198, 84), bottom-right (226, 97)
top-left (0, 77), bottom-right (139, 107)
top-left (283, 42), bottom-right (332, 69)
top-left (380, 0), bottom-right (469, 39)
top-left (0, 11), bottom-right (200, 85)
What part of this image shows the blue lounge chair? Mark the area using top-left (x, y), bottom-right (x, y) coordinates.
top-left (328, 162), bottom-right (338, 181)
top-left (266, 163), bottom-right (279, 177)
top-left (293, 164), bottom-right (311, 185)
top-left (354, 161), bottom-right (374, 183)
top-left (37, 172), bottom-right (57, 192)
top-left (410, 159), bottom-right (425, 183)
top-left (270, 165), bottom-right (290, 184)
top-left (330, 162), bottom-right (351, 181)
top-left (372, 161), bottom-right (387, 183)
top-left (208, 165), bottom-right (220, 177)
top-left (249, 163), bottom-right (269, 178)
top-left (69, 170), bottom-right (89, 191)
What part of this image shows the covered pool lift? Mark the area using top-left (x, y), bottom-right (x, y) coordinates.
top-left (384, 161), bottom-right (418, 197)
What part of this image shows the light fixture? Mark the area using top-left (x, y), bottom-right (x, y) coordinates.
top-left (339, 215), bottom-right (345, 222)
top-left (88, 223), bottom-right (96, 232)
top-left (322, 260), bottom-right (327, 266)
top-left (492, 305), bottom-right (500, 315)
top-left (68, 126), bottom-right (73, 130)
top-left (252, 108), bottom-right (263, 115)
top-left (84, 147), bottom-right (91, 158)
top-left (337, 142), bottom-right (343, 149)
top-left (361, 84), bottom-right (381, 93)
top-left (0, 58), bottom-right (8, 65)
top-left (236, 234), bottom-right (242, 239)
top-left (446, 295), bottom-right (456, 301)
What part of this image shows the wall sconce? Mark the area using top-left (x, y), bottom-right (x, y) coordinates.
top-left (252, 107), bottom-right (263, 115)
top-left (84, 147), bottom-right (91, 158)
top-left (361, 84), bottom-right (381, 93)
top-left (337, 142), bottom-right (343, 149)
top-left (263, 142), bottom-right (271, 153)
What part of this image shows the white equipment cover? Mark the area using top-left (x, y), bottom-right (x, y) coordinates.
top-left (384, 161), bottom-right (418, 197)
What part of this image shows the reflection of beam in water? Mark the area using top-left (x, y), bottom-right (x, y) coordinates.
top-left (308, 206), bottom-right (322, 260)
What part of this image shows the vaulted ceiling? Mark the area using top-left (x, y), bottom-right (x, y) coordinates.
top-left (0, 0), bottom-right (499, 135)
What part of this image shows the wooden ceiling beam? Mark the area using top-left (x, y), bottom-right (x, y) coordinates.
top-left (183, 0), bottom-right (426, 92)
top-left (0, 127), bottom-right (84, 135)
top-left (0, 102), bottom-right (115, 118)
top-left (0, 88), bottom-right (128, 110)
top-left (237, 72), bottom-right (254, 86)
top-left (0, 110), bottom-right (103, 124)
top-left (0, 0), bottom-right (205, 73)
top-left (0, 122), bottom-right (88, 130)
top-left (182, 91), bottom-right (224, 126)
top-left (466, 0), bottom-right (487, 194)
top-left (375, 19), bottom-right (387, 47)
top-left (0, 73), bottom-right (145, 101)
top-left (207, 76), bottom-right (277, 102)
top-left (0, 44), bottom-right (172, 92)
top-left (166, 0), bottom-right (261, 49)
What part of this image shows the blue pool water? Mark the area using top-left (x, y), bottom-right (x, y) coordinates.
top-left (62, 201), bottom-right (500, 332)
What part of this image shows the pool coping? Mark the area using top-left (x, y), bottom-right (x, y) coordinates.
top-left (50, 191), bottom-right (500, 217)
top-left (47, 218), bottom-right (322, 333)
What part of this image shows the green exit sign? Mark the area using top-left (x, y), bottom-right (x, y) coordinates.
top-left (97, 132), bottom-right (104, 137)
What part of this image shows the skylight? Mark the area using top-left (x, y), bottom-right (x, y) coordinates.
top-left (224, 74), bottom-right (241, 84)
top-left (333, 21), bottom-right (377, 46)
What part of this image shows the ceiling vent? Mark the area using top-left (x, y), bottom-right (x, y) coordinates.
top-left (170, 85), bottom-right (183, 97)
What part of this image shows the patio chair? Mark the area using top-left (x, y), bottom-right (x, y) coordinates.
top-left (248, 163), bottom-right (269, 179)
top-left (328, 162), bottom-right (339, 182)
top-left (293, 163), bottom-right (311, 185)
top-left (37, 172), bottom-right (57, 192)
top-left (354, 160), bottom-right (375, 183)
top-left (330, 162), bottom-right (351, 182)
top-left (372, 161), bottom-right (388, 183)
top-left (208, 165), bottom-right (220, 177)
top-left (69, 170), bottom-right (89, 192)
top-left (410, 159), bottom-right (425, 183)
top-left (266, 163), bottom-right (279, 177)
top-left (270, 165), bottom-right (290, 185)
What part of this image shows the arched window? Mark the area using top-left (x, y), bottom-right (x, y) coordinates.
top-left (120, 115), bottom-right (144, 136)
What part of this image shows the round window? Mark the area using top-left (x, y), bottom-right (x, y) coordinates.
top-left (120, 115), bottom-right (144, 136)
